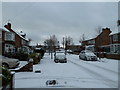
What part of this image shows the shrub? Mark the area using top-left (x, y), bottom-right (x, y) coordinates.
top-left (34, 48), bottom-right (45, 59)
top-left (4, 52), bottom-right (14, 58)
top-left (29, 53), bottom-right (41, 64)
top-left (0, 66), bottom-right (11, 87)
top-left (4, 50), bottom-right (29, 61)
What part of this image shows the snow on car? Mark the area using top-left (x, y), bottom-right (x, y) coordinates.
top-left (54, 51), bottom-right (67, 63)
top-left (0, 55), bottom-right (20, 68)
top-left (79, 50), bottom-right (98, 61)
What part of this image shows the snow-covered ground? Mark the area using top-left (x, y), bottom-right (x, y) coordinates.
top-left (15, 53), bottom-right (119, 88)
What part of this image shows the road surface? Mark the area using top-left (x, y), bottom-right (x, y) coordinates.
top-left (15, 53), bottom-right (118, 88)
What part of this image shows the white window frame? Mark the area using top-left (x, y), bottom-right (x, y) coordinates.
top-left (113, 34), bottom-right (118, 41)
top-left (5, 32), bottom-right (15, 41)
top-left (110, 44), bottom-right (120, 54)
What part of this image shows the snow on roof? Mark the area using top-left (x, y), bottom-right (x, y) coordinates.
top-left (20, 31), bottom-right (25, 35)
top-left (15, 31), bottom-right (29, 41)
top-left (0, 27), bottom-right (10, 32)
top-left (110, 27), bottom-right (119, 35)
top-left (35, 48), bottom-right (42, 50)
top-left (85, 45), bottom-right (95, 47)
top-left (74, 43), bottom-right (81, 46)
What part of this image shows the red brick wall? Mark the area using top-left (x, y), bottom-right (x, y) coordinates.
top-left (15, 34), bottom-right (22, 48)
top-left (95, 28), bottom-right (111, 52)
top-left (106, 54), bottom-right (120, 60)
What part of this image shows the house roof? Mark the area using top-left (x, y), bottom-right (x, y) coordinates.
top-left (15, 31), bottom-right (29, 41)
top-left (0, 27), bottom-right (10, 32)
top-left (110, 27), bottom-right (119, 35)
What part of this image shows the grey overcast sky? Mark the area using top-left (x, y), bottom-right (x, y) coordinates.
top-left (2, 2), bottom-right (118, 45)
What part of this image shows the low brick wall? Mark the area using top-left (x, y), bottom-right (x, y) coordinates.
top-left (106, 54), bottom-right (120, 60)
top-left (97, 53), bottom-right (120, 60)
top-left (16, 59), bottom-right (33, 72)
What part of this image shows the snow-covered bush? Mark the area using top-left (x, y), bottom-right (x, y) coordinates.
top-left (29, 53), bottom-right (41, 64)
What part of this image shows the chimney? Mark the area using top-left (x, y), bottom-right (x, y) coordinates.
top-left (7, 23), bottom-right (11, 29)
top-left (102, 27), bottom-right (111, 34)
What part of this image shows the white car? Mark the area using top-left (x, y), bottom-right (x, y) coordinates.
top-left (54, 52), bottom-right (67, 63)
top-left (0, 55), bottom-right (20, 68)
top-left (79, 50), bottom-right (98, 61)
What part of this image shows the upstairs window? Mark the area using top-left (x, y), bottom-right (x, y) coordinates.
top-left (5, 32), bottom-right (15, 41)
top-left (113, 34), bottom-right (118, 41)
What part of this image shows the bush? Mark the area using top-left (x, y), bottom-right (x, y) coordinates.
top-left (4, 50), bottom-right (29, 61)
top-left (4, 52), bottom-right (14, 58)
top-left (0, 66), bottom-right (11, 87)
top-left (29, 53), bottom-right (41, 64)
top-left (15, 51), bottom-right (29, 61)
top-left (34, 48), bottom-right (45, 59)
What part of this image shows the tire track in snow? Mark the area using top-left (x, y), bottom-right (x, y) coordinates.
top-left (69, 55), bottom-right (118, 75)
top-left (82, 61), bottom-right (118, 75)
top-left (68, 60), bottom-right (117, 88)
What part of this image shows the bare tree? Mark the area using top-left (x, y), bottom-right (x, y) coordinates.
top-left (95, 26), bottom-right (102, 36)
top-left (44, 35), bottom-right (59, 59)
top-left (62, 36), bottom-right (73, 54)
top-left (79, 34), bottom-right (86, 44)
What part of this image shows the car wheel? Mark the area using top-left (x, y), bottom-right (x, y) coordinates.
top-left (56, 61), bottom-right (58, 63)
top-left (2, 63), bottom-right (9, 68)
top-left (85, 57), bottom-right (87, 61)
top-left (79, 56), bottom-right (81, 59)
top-left (54, 60), bottom-right (58, 63)
top-left (64, 61), bottom-right (67, 63)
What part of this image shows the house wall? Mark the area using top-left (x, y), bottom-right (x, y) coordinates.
top-left (15, 34), bottom-right (22, 48)
top-left (95, 28), bottom-right (111, 52)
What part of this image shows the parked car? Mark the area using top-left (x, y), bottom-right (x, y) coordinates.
top-left (79, 50), bottom-right (98, 61)
top-left (54, 51), bottom-right (67, 63)
top-left (0, 55), bottom-right (20, 68)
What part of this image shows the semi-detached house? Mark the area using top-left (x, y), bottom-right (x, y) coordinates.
top-left (1, 23), bottom-right (30, 55)
top-left (82, 27), bottom-right (120, 60)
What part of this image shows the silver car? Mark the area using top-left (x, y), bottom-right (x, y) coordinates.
top-left (0, 55), bottom-right (20, 68)
top-left (79, 50), bottom-right (98, 61)
top-left (54, 52), bottom-right (67, 63)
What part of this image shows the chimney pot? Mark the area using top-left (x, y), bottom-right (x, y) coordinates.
top-left (7, 23), bottom-right (11, 29)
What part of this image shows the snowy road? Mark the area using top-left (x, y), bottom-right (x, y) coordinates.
top-left (15, 53), bottom-right (118, 88)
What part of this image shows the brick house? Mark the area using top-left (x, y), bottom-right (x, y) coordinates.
top-left (82, 38), bottom-right (96, 52)
top-left (1, 23), bottom-right (30, 54)
top-left (110, 30), bottom-right (120, 54)
top-left (95, 27), bottom-right (111, 53)
top-left (0, 27), bottom-right (10, 54)
top-left (82, 27), bottom-right (111, 52)
top-left (81, 27), bottom-right (120, 59)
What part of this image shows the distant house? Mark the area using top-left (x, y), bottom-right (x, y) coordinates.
top-left (1, 23), bottom-right (30, 54)
top-left (81, 27), bottom-right (120, 59)
top-left (110, 28), bottom-right (120, 54)
top-left (67, 44), bottom-right (82, 52)
top-left (82, 38), bottom-right (96, 52)
top-left (82, 27), bottom-right (111, 52)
